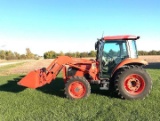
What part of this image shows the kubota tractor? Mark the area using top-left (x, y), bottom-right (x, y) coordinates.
top-left (18, 35), bottom-right (152, 100)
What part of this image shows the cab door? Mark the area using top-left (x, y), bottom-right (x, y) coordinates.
top-left (100, 40), bottom-right (128, 78)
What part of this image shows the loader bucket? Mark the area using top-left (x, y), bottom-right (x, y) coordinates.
top-left (18, 70), bottom-right (42, 89)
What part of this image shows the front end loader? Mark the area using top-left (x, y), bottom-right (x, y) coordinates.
top-left (18, 35), bottom-right (152, 100)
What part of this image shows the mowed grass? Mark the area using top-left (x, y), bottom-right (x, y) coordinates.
top-left (0, 67), bottom-right (160, 120)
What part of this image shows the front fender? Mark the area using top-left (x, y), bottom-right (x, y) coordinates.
top-left (111, 58), bottom-right (148, 76)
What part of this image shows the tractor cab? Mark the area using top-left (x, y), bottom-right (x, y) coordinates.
top-left (95, 35), bottom-right (140, 78)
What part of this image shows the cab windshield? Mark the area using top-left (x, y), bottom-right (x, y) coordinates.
top-left (103, 40), bottom-right (128, 64)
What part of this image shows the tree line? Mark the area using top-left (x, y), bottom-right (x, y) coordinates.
top-left (138, 50), bottom-right (160, 55)
top-left (0, 48), bottom-right (38, 60)
top-left (1, 49), bottom-right (160, 60)
top-left (43, 50), bottom-right (96, 59)
top-left (44, 50), bottom-right (160, 59)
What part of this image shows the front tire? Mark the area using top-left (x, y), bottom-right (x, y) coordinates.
top-left (65, 76), bottom-right (91, 99)
top-left (114, 66), bottom-right (152, 100)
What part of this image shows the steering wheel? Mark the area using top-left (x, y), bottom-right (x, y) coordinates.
top-left (106, 54), bottom-right (113, 59)
top-left (102, 55), bottom-right (113, 66)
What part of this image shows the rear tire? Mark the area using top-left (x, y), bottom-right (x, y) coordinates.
top-left (65, 76), bottom-right (91, 99)
top-left (114, 65), bottom-right (152, 100)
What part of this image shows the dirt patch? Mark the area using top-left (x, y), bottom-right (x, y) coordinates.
top-left (139, 55), bottom-right (160, 62)
top-left (3, 56), bottom-right (160, 75)
top-left (139, 56), bottom-right (160, 69)
top-left (8, 59), bottom-right (53, 75)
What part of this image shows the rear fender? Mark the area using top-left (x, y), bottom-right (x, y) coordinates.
top-left (111, 58), bottom-right (148, 77)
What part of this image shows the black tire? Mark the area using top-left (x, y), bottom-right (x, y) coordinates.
top-left (114, 65), bottom-right (152, 100)
top-left (65, 76), bottom-right (91, 99)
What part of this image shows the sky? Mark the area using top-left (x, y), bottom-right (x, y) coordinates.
top-left (0, 0), bottom-right (160, 56)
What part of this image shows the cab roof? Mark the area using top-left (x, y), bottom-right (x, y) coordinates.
top-left (103, 35), bottom-right (140, 41)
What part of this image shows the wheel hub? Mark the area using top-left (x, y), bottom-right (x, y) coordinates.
top-left (75, 87), bottom-right (80, 92)
top-left (124, 74), bottom-right (145, 95)
top-left (127, 78), bottom-right (141, 91)
top-left (69, 81), bottom-right (86, 98)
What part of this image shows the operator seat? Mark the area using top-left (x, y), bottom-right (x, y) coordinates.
top-left (102, 54), bottom-right (116, 74)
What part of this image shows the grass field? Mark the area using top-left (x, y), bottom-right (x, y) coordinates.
top-left (0, 62), bottom-right (160, 121)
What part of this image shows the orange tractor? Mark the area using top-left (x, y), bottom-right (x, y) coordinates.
top-left (18, 35), bottom-right (152, 100)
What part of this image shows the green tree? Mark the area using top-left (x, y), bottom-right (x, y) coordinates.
top-left (20, 54), bottom-right (26, 59)
top-left (0, 50), bottom-right (6, 59)
top-left (75, 52), bottom-right (80, 58)
top-left (88, 50), bottom-right (96, 57)
top-left (80, 52), bottom-right (88, 57)
top-left (44, 51), bottom-right (57, 59)
top-left (157, 51), bottom-right (160, 55)
top-left (5, 50), bottom-right (15, 60)
top-left (65, 52), bottom-right (71, 57)
top-left (59, 51), bottom-right (64, 56)
top-left (26, 48), bottom-right (34, 59)
top-left (138, 51), bottom-right (147, 55)
top-left (14, 52), bottom-right (21, 59)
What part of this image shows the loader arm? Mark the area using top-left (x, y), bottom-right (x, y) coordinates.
top-left (18, 56), bottom-right (96, 89)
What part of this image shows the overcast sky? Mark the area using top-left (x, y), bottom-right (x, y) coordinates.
top-left (0, 0), bottom-right (160, 56)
